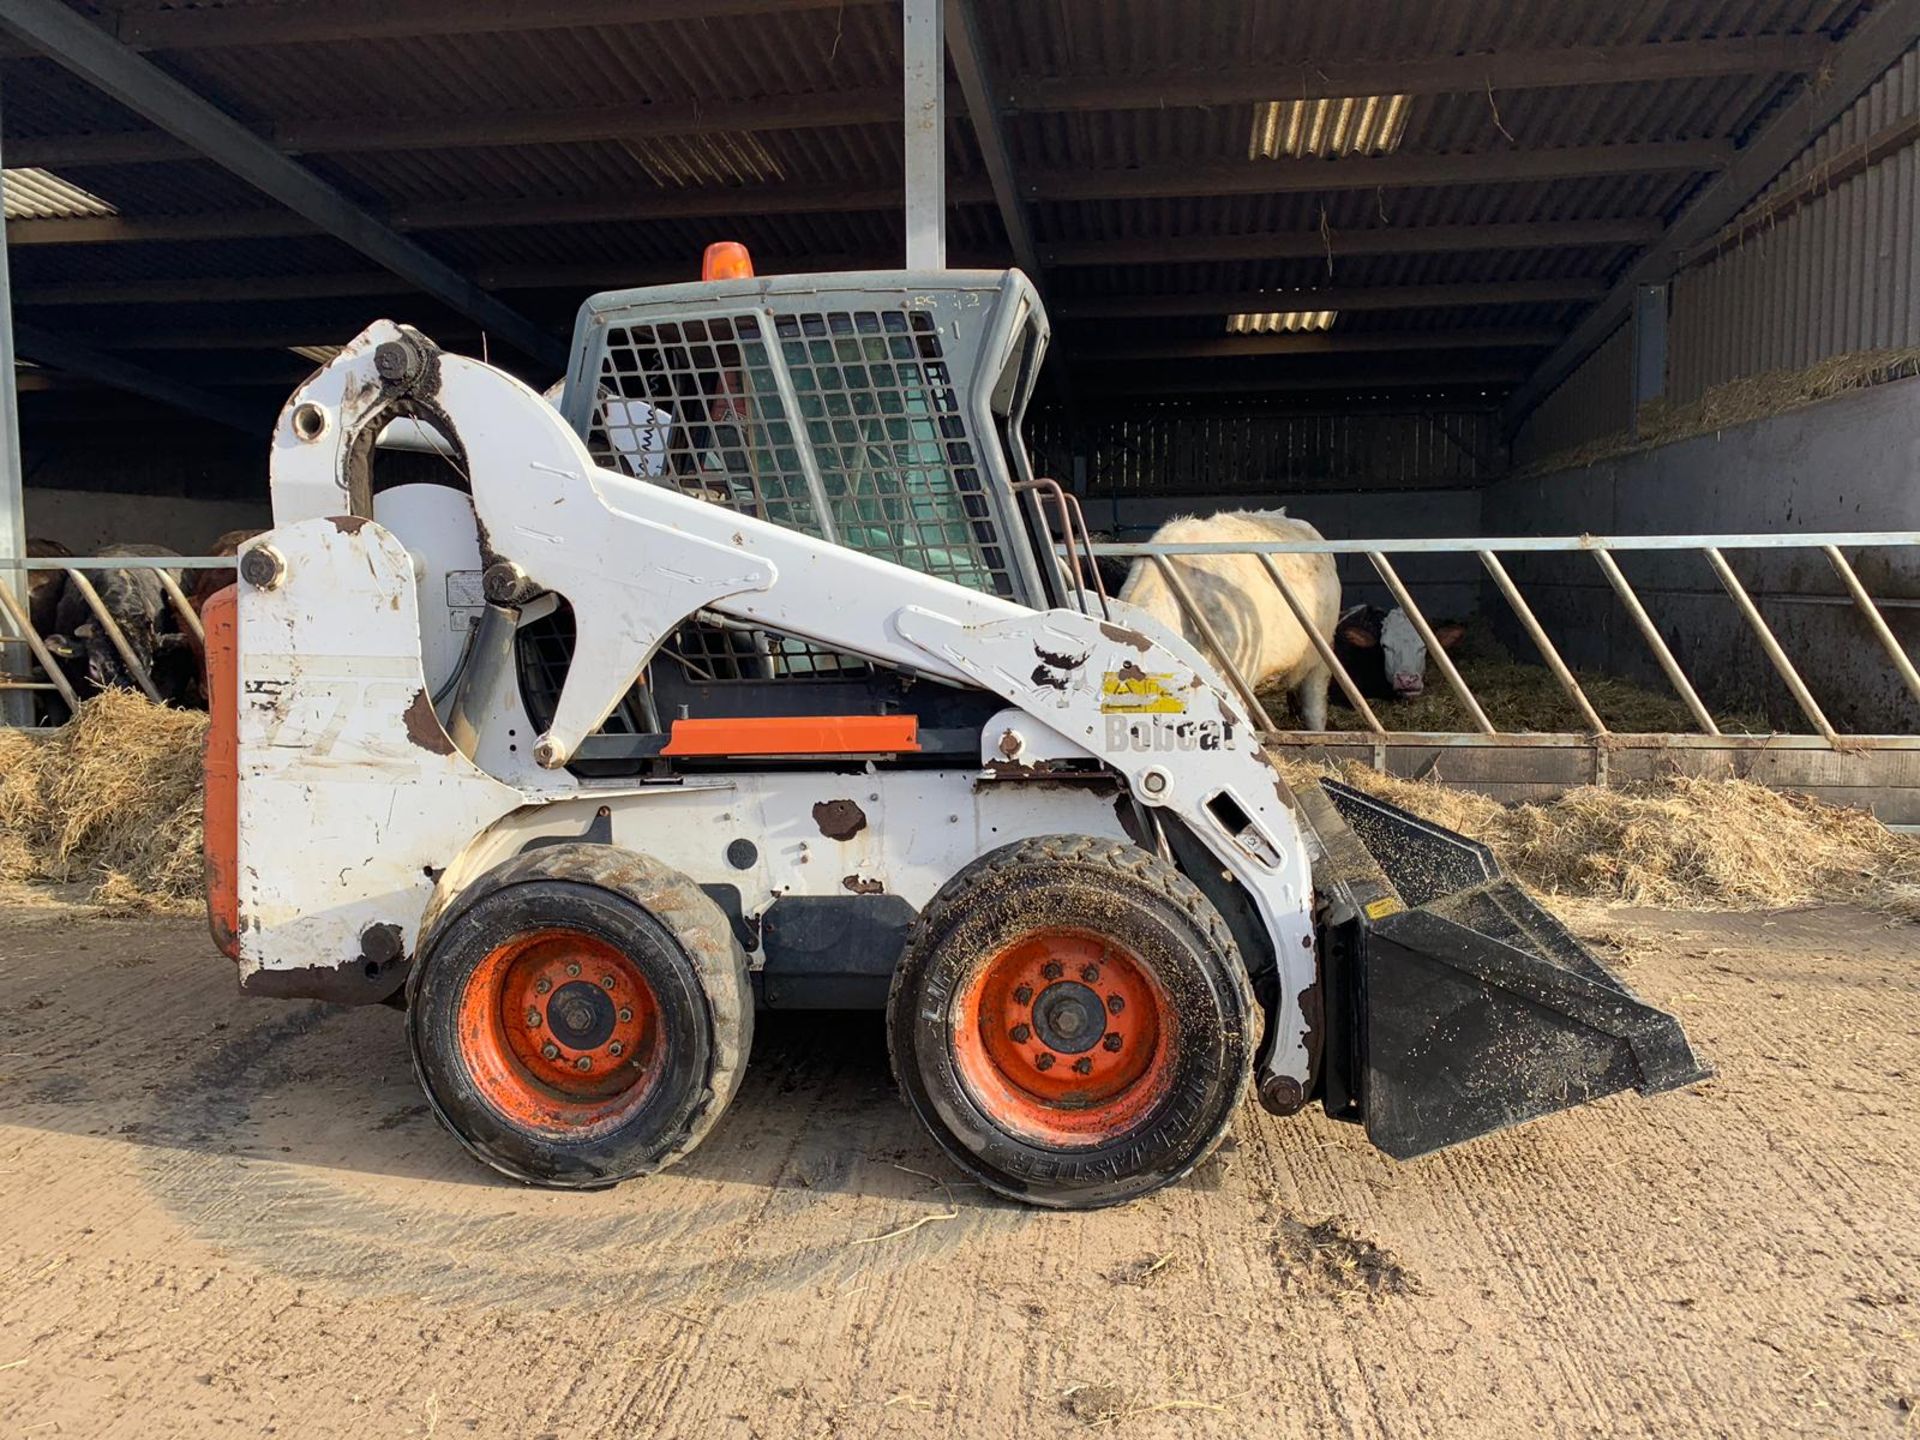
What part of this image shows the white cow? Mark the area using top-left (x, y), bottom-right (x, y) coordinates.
top-left (1118, 509), bottom-right (1341, 730)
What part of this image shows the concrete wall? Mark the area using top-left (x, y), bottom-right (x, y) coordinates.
top-left (1081, 487), bottom-right (1488, 621)
top-left (22, 487), bottom-right (271, 557)
top-left (1485, 375), bottom-right (1920, 734)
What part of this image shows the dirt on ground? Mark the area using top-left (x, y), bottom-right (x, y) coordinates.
top-left (1, 899), bottom-right (1916, 1439)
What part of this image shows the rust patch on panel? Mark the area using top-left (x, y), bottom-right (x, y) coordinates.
top-left (842, 874), bottom-right (885, 895)
top-left (402, 689), bottom-right (456, 754)
top-left (1296, 976), bottom-right (1324, 1086)
top-left (811, 798), bottom-right (868, 841)
top-left (329, 514), bottom-right (371, 534)
top-left (1099, 621), bottom-right (1153, 652)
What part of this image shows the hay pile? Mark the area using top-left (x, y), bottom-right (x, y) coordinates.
top-left (0, 691), bottom-right (207, 912)
top-left (1525, 347), bottom-right (1920, 477)
top-left (1277, 755), bottom-right (1920, 915)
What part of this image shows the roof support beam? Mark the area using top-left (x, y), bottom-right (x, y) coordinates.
top-left (945, 0), bottom-right (1045, 288)
top-left (12, 321), bottom-right (256, 430)
top-left (14, 252), bottom-right (1025, 306)
top-left (0, 153), bottom-right (29, 722)
top-left (0, 0), bottom-right (875, 55)
top-left (1093, 328), bottom-right (1561, 361)
top-left (0, 0), bottom-right (564, 369)
top-left (5, 33), bottom-right (1831, 142)
top-left (6, 89), bottom-right (902, 168)
top-left (902, 0), bottom-right (945, 269)
top-left (1076, 366), bottom-right (1531, 397)
top-left (1, 144), bottom-right (1719, 250)
top-left (1055, 279), bottom-right (1607, 320)
top-left (6, 229), bottom-right (1643, 302)
top-left (1504, 0), bottom-right (1920, 430)
top-left (1043, 220), bottom-right (1662, 267)
top-left (1010, 36), bottom-right (1832, 113)
top-left (1022, 141), bottom-right (1730, 204)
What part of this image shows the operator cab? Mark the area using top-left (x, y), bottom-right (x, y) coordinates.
top-left (522, 243), bottom-right (1094, 775)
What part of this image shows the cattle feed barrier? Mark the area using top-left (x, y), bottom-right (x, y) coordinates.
top-left (3, 535), bottom-right (1919, 820)
top-left (1081, 531), bottom-right (1920, 823)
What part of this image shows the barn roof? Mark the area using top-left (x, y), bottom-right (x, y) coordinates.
top-left (0, 0), bottom-right (1898, 434)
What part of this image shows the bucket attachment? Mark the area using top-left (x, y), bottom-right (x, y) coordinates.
top-left (1291, 779), bottom-right (1708, 1160)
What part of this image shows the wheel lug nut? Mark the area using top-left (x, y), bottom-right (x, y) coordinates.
top-left (566, 963), bottom-right (581, 977)
top-left (1107, 994), bottom-right (1124, 1014)
top-left (534, 978), bottom-right (551, 995)
top-left (1042, 962), bottom-right (1063, 981)
top-left (574, 1056), bottom-right (592, 1072)
top-left (1013, 984), bottom-right (1033, 1004)
top-left (618, 1007), bottom-right (633, 1023)
top-left (525, 1008), bottom-right (542, 1027)
top-left (1073, 1057), bottom-right (1093, 1075)
top-left (1035, 1053), bottom-right (1056, 1071)
top-left (1104, 1032), bottom-right (1123, 1052)
top-left (541, 1043), bottom-right (559, 1060)
top-left (1010, 1023), bottom-right (1031, 1044)
top-left (601, 974), bottom-right (616, 990)
top-left (608, 1041), bottom-right (624, 1057)
top-left (1080, 964), bottom-right (1101, 983)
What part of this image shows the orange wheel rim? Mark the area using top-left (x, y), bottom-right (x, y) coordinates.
top-left (455, 928), bottom-right (664, 1135)
top-left (951, 929), bottom-right (1173, 1147)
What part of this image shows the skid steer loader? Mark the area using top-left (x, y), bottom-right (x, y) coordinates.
top-left (203, 251), bottom-right (1705, 1207)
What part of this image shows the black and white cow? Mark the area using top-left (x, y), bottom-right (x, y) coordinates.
top-left (1333, 604), bottom-right (1467, 701)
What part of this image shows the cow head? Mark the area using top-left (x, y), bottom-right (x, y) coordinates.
top-left (1337, 609), bottom-right (1468, 698)
top-left (58, 617), bottom-right (162, 695)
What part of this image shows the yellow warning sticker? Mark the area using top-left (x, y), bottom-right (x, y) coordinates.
top-left (1100, 671), bottom-right (1187, 715)
top-left (1364, 896), bottom-right (1405, 921)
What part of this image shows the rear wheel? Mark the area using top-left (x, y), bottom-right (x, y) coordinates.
top-left (888, 835), bottom-right (1255, 1209)
top-left (409, 845), bottom-right (751, 1188)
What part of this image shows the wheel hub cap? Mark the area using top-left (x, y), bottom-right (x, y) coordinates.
top-left (1031, 980), bottom-right (1104, 1054)
top-left (548, 980), bottom-right (616, 1051)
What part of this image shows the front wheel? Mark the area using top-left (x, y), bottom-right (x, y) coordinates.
top-left (888, 835), bottom-right (1256, 1209)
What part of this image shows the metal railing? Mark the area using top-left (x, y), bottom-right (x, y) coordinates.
top-left (0, 554), bottom-right (233, 715)
top-left (6, 535), bottom-right (1919, 776)
top-left (1078, 531), bottom-right (1920, 768)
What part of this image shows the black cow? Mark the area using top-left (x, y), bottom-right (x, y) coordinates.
top-left (43, 543), bottom-right (198, 705)
top-left (1334, 604), bottom-right (1467, 700)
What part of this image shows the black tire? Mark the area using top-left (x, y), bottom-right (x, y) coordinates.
top-left (888, 835), bottom-right (1255, 1209)
top-left (408, 844), bottom-right (751, 1188)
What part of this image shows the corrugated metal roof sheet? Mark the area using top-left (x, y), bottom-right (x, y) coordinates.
top-left (0, 0), bottom-right (1890, 415)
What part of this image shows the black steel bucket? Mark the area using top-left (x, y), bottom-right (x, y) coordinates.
top-left (1290, 778), bottom-right (1710, 1160)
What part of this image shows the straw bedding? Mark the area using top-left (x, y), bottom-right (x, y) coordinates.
top-left (0, 691), bottom-right (207, 912)
top-left (1274, 755), bottom-right (1920, 916)
top-left (1523, 348), bottom-right (1920, 477)
top-left (1, 692), bottom-right (1913, 920)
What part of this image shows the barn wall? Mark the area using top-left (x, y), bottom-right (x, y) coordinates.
top-left (1510, 325), bottom-right (1634, 470)
top-left (1031, 402), bottom-right (1497, 620)
top-left (23, 487), bottom-right (270, 556)
top-left (1485, 374), bottom-right (1920, 735)
top-left (1031, 405), bottom-right (1502, 495)
top-left (1669, 44), bottom-right (1920, 403)
top-left (1513, 43), bottom-right (1920, 470)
